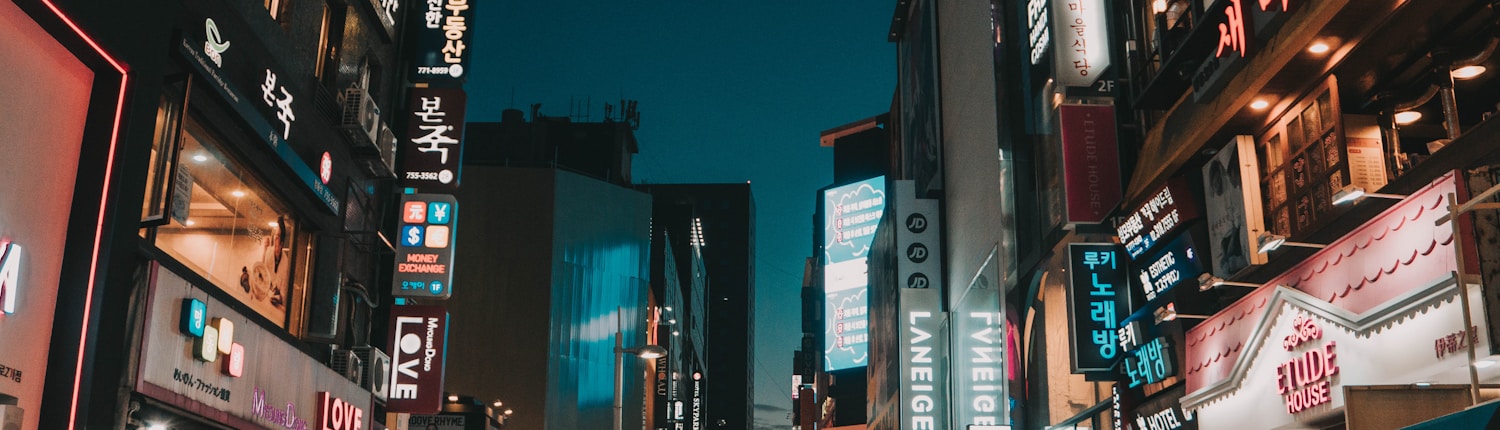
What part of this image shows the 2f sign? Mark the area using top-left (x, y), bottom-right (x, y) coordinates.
top-left (0, 241), bottom-right (19, 314)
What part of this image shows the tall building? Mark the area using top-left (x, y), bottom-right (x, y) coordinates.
top-left (647, 192), bottom-right (712, 430)
top-left (3, 0), bottom-right (415, 427)
top-left (445, 111), bottom-right (653, 430)
top-left (641, 184), bottom-right (756, 430)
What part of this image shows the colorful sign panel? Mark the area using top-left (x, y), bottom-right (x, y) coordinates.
top-left (823, 176), bottom-right (886, 371)
top-left (899, 287), bottom-right (949, 430)
top-left (1120, 336), bottom-right (1176, 389)
top-left (1051, 0), bottom-right (1111, 87)
top-left (393, 193), bottom-right (457, 299)
top-left (408, 0), bottom-right (475, 83)
top-left (1132, 233), bottom-right (1205, 302)
top-left (1067, 243), bottom-right (1131, 373)
top-left (1116, 177), bottom-right (1200, 260)
top-left (387, 305), bottom-right (450, 414)
top-left (138, 265), bottom-right (372, 429)
top-left (1202, 136), bottom-right (1267, 279)
top-left (400, 87), bottom-right (467, 191)
top-left (1059, 104), bottom-right (1122, 224)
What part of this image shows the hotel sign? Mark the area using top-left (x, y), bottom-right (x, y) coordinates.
top-left (392, 193), bottom-right (457, 299)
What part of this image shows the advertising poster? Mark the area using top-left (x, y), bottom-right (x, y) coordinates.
top-left (1201, 136), bottom-right (1266, 278)
top-left (823, 176), bottom-right (886, 370)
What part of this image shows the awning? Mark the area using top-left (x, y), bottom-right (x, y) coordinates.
top-left (1402, 401), bottom-right (1500, 430)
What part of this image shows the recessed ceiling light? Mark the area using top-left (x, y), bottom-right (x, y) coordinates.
top-left (1153, 0), bottom-right (1167, 13)
top-left (1308, 42), bottom-right (1331, 54)
top-left (1453, 65), bottom-right (1487, 80)
top-left (184, 219), bottom-right (195, 226)
top-left (193, 154), bottom-right (209, 162)
top-left (267, 221), bottom-right (279, 227)
top-left (232, 190), bottom-right (246, 198)
top-left (1250, 99), bottom-right (1270, 110)
top-left (1394, 111), bottom-right (1423, 125)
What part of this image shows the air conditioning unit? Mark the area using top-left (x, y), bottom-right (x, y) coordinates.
top-left (329, 348), bottom-right (364, 385)
top-left (354, 346), bottom-right (391, 403)
top-left (358, 123), bottom-right (397, 179)
top-left (341, 88), bottom-right (380, 152)
top-left (0, 405), bottom-right (22, 430)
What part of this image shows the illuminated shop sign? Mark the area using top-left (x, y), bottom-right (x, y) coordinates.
top-left (1059, 104), bottom-right (1121, 224)
top-left (1067, 243), bottom-right (1131, 373)
top-left (1120, 337), bottom-right (1175, 388)
top-left (899, 288), bottom-right (948, 430)
top-left (1132, 386), bottom-right (1196, 430)
top-left (1275, 314), bottom-right (1337, 414)
top-left (180, 298), bottom-right (245, 378)
top-left (177, 6), bottom-right (340, 214)
top-left (392, 193), bottom-right (457, 299)
top-left (408, 415), bottom-right (465, 430)
top-left (1133, 234), bottom-right (1205, 302)
top-left (1050, 0), bottom-right (1110, 87)
top-left (0, 241), bottom-right (19, 314)
top-left (823, 176), bottom-right (885, 371)
top-left (1026, 0), bottom-right (1049, 65)
top-left (368, 0), bottom-right (400, 40)
top-left (1117, 319), bottom-right (1146, 353)
top-left (409, 0), bottom-right (475, 82)
top-left (316, 392), bottom-right (365, 430)
top-left (1193, 0), bottom-right (1303, 100)
top-left (893, 180), bottom-right (941, 290)
top-left (400, 87), bottom-right (467, 191)
top-left (1116, 178), bottom-right (1199, 260)
top-left (252, 386), bottom-right (311, 429)
top-left (387, 305), bottom-right (449, 413)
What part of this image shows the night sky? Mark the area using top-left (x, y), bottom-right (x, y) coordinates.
top-left (469, 2), bottom-right (894, 428)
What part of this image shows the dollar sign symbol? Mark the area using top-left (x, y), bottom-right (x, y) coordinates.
top-left (407, 227), bottom-right (421, 244)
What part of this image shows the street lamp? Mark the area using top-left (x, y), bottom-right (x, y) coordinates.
top-left (615, 308), bottom-right (667, 430)
top-left (1434, 183), bottom-right (1500, 405)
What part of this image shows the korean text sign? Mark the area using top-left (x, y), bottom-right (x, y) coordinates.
top-left (408, 0), bottom-right (475, 82)
top-left (400, 87), bottom-right (467, 191)
top-left (823, 176), bottom-right (886, 371)
top-left (392, 193), bottom-right (457, 299)
top-left (1067, 243), bottom-right (1131, 373)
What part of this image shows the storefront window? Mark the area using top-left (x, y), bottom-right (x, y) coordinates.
top-left (149, 114), bottom-right (306, 327)
top-left (140, 81), bottom-right (188, 227)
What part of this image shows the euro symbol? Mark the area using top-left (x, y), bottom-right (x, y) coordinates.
top-left (905, 214), bottom-right (927, 234)
top-left (906, 243), bottom-right (928, 263)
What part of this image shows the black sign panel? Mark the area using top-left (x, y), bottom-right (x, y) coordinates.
top-left (392, 193), bottom-right (458, 299)
top-left (1067, 243), bottom-right (1132, 373)
top-left (1131, 233), bottom-right (1205, 303)
top-left (1131, 385), bottom-right (1197, 430)
top-left (1116, 177), bottom-right (1200, 260)
top-left (387, 305), bottom-right (449, 413)
top-left (408, 0), bottom-right (475, 84)
top-left (400, 88), bottom-right (467, 191)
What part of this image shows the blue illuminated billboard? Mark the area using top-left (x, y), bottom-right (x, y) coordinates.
top-left (823, 176), bottom-right (886, 371)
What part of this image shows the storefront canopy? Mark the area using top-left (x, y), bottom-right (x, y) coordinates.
top-left (1402, 401), bottom-right (1500, 430)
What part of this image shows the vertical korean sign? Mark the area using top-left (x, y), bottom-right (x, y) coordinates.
top-left (1067, 243), bottom-right (1130, 373)
top-left (393, 193), bottom-right (457, 299)
top-left (387, 305), bottom-right (449, 413)
top-left (1059, 104), bottom-right (1121, 224)
top-left (401, 87), bottom-right (466, 191)
top-left (1051, 0), bottom-right (1110, 87)
top-left (823, 176), bottom-right (886, 371)
top-left (408, 0), bottom-right (474, 83)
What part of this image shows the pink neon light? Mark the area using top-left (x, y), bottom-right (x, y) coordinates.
top-left (38, 1), bottom-right (129, 429)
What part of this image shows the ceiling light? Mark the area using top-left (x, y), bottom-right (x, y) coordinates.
top-left (1307, 42), bottom-right (1331, 54)
top-left (1394, 111), bottom-right (1423, 125)
top-left (1153, 0), bottom-right (1167, 13)
top-left (231, 190), bottom-right (246, 198)
top-left (448, 394), bottom-right (460, 402)
top-left (1250, 99), bottom-right (1270, 110)
top-left (1453, 65), bottom-right (1486, 80)
top-left (192, 154), bottom-right (208, 162)
top-left (184, 219), bottom-right (195, 226)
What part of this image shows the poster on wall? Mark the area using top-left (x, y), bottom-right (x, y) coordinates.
top-left (1201, 136), bottom-right (1266, 278)
top-left (823, 176), bottom-right (886, 371)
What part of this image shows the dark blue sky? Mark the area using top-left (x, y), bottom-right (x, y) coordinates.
top-left (469, 2), bottom-right (894, 427)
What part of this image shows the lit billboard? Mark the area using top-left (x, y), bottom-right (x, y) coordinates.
top-left (824, 176), bottom-right (886, 370)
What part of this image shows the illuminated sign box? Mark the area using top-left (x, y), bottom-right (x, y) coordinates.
top-left (392, 193), bottom-right (458, 299)
top-left (1132, 233), bottom-right (1205, 302)
top-left (823, 176), bottom-right (886, 371)
top-left (387, 305), bottom-right (450, 414)
top-left (1067, 243), bottom-right (1132, 373)
top-left (1116, 177), bottom-right (1200, 260)
top-left (400, 87), bottom-right (467, 192)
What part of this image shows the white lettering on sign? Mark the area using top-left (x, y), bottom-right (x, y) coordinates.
top-left (963, 311), bottom-right (1004, 425)
top-left (390, 315), bottom-right (424, 400)
top-left (413, 96), bottom-right (457, 167)
top-left (1135, 407), bottom-right (1185, 430)
top-left (1026, 0), bottom-right (1050, 65)
top-left (261, 69), bottom-right (296, 140)
top-left (0, 241), bottom-right (20, 314)
top-left (204, 18), bottom-right (230, 67)
top-left (317, 392), bottom-right (365, 430)
top-left (907, 310), bottom-right (938, 429)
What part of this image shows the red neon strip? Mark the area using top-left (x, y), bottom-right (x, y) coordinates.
top-left (37, 1), bottom-right (128, 429)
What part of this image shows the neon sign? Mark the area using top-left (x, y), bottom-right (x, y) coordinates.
top-left (1274, 314), bottom-right (1338, 414)
top-left (179, 298), bottom-right (245, 377)
top-left (316, 392), bottom-right (365, 430)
